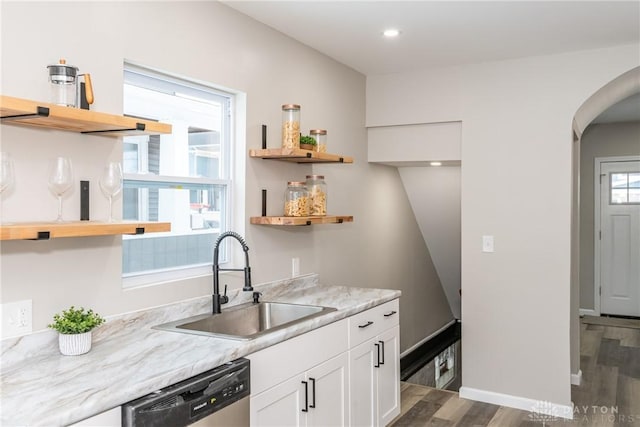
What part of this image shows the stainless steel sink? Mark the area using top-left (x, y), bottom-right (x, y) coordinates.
top-left (154, 301), bottom-right (336, 340)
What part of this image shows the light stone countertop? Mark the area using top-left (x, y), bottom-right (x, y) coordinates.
top-left (0, 275), bottom-right (400, 426)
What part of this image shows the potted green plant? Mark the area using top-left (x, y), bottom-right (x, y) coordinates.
top-left (300, 135), bottom-right (317, 151)
top-left (48, 306), bottom-right (105, 356)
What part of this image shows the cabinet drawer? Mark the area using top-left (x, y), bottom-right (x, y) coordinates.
top-left (348, 299), bottom-right (399, 348)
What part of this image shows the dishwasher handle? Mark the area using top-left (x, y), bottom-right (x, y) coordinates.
top-left (186, 367), bottom-right (248, 398)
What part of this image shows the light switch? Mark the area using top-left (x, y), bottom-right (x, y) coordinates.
top-left (482, 235), bottom-right (494, 253)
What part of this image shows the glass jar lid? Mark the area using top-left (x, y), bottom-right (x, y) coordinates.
top-left (309, 129), bottom-right (327, 135)
top-left (282, 104), bottom-right (301, 110)
top-left (306, 175), bottom-right (325, 180)
top-left (287, 181), bottom-right (306, 186)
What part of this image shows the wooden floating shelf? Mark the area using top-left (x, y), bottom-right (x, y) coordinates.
top-left (249, 148), bottom-right (353, 164)
top-left (0, 221), bottom-right (171, 241)
top-left (0, 95), bottom-right (172, 137)
top-left (250, 215), bottom-right (353, 226)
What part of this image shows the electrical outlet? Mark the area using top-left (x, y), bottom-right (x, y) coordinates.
top-left (292, 257), bottom-right (300, 277)
top-left (1, 299), bottom-right (33, 338)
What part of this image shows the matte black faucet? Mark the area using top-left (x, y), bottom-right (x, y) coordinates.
top-left (212, 231), bottom-right (253, 314)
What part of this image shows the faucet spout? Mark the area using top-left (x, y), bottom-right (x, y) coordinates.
top-left (212, 231), bottom-right (253, 314)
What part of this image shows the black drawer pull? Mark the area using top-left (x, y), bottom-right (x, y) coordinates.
top-left (379, 340), bottom-right (385, 365)
top-left (358, 321), bottom-right (374, 329)
top-left (383, 311), bottom-right (397, 317)
top-left (374, 343), bottom-right (381, 368)
top-left (309, 377), bottom-right (316, 408)
top-left (302, 380), bottom-right (309, 412)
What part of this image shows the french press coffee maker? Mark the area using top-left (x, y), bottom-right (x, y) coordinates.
top-left (47, 59), bottom-right (94, 109)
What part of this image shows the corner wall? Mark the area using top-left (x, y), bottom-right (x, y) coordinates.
top-left (366, 44), bottom-right (640, 411)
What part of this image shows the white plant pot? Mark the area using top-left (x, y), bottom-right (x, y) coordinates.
top-left (58, 331), bottom-right (92, 356)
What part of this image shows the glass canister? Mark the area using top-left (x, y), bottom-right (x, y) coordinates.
top-left (282, 104), bottom-right (301, 149)
top-left (306, 175), bottom-right (327, 216)
top-left (284, 181), bottom-right (309, 216)
top-left (309, 129), bottom-right (327, 153)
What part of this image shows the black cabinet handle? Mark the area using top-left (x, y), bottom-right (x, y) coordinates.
top-left (309, 377), bottom-right (316, 408)
top-left (383, 311), bottom-right (397, 317)
top-left (359, 321), bottom-right (374, 329)
top-left (374, 343), bottom-right (381, 368)
top-left (379, 340), bottom-right (385, 365)
top-left (302, 380), bottom-right (309, 412)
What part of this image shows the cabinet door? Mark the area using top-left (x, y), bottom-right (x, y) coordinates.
top-left (250, 373), bottom-right (305, 427)
top-left (377, 325), bottom-right (400, 426)
top-left (349, 339), bottom-right (377, 427)
top-left (306, 353), bottom-right (349, 427)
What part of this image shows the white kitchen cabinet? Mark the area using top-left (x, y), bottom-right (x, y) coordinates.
top-left (305, 353), bottom-right (350, 426)
top-left (250, 372), bottom-right (305, 426)
top-left (377, 325), bottom-right (401, 426)
top-left (249, 299), bottom-right (400, 427)
top-left (348, 300), bottom-right (400, 426)
top-left (249, 319), bottom-right (349, 427)
top-left (250, 353), bottom-right (349, 427)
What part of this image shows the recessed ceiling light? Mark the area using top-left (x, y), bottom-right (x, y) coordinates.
top-left (430, 161), bottom-right (442, 166)
top-left (383, 29), bottom-right (400, 37)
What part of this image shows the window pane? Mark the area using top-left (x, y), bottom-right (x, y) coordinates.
top-left (611, 189), bottom-right (628, 204)
top-left (629, 189), bottom-right (640, 203)
top-left (123, 83), bottom-right (228, 180)
top-left (123, 180), bottom-right (225, 275)
top-left (629, 173), bottom-right (640, 188)
top-left (611, 173), bottom-right (628, 190)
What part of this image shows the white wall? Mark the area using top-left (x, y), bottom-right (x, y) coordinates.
top-left (0, 1), bottom-right (453, 353)
top-left (579, 122), bottom-right (640, 310)
top-left (398, 166), bottom-right (461, 318)
top-left (367, 44), bottom-right (640, 410)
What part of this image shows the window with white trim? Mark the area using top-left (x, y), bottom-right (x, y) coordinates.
top-left (122, 65), bottom-right (234, 287)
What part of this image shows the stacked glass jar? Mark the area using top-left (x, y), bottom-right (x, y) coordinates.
top-left (281, 104), bottom-right (301, 149)
top-left (284, 181), bottom-right (310, 216)
top-left (306, 175), bottom-right (327, 216)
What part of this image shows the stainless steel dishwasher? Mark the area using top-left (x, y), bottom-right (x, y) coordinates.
top-left (122, 358), bottom-right (250, 426)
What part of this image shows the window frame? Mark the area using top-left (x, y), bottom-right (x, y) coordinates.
top-left (121, 62), bottom-right (246, 289)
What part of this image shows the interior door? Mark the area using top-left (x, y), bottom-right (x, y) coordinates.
top-left (599, 160), bottom-right (640, 316)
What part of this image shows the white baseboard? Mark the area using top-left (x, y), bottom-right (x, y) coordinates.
top-left (571, 370), bottom-right (582, 386)
top-left (579, 308), bottom-right (598, 316)
top-left (459, 387), bottom-right (573, 420)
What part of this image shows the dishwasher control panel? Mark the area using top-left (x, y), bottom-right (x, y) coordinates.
top-left (122, 358), bottom-right (250, 427)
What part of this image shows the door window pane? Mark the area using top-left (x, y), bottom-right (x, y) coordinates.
top-left (610, 172), bottom-right (640, 204)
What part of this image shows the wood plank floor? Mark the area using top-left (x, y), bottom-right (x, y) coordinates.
top-left (390, 319), bottom-right (640, 426)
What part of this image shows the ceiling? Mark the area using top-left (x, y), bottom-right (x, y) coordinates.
top-left (225, 1), bottom-right (640, 123)
top-left (224, 1), bottom-right (640, 76)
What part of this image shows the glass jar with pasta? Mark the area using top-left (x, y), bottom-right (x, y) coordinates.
top-left (309, 129), bottom-right (327, 153)
top-left (282, 104), bottom-right (301, 149)
top-left (305, 175), bottom-right (327, 216)
top-left (284, 181), bottom-right (310, 217)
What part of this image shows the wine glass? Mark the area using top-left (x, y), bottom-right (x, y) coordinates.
top-left (0, 152), bottom-right (14, 194)
top-left (48, 157), bottom-right (73, 222)
top-left (99, 162), bottom-right (123, 222)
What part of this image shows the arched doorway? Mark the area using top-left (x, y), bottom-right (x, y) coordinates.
top-left (570, 66), bottom-right (640, 385)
